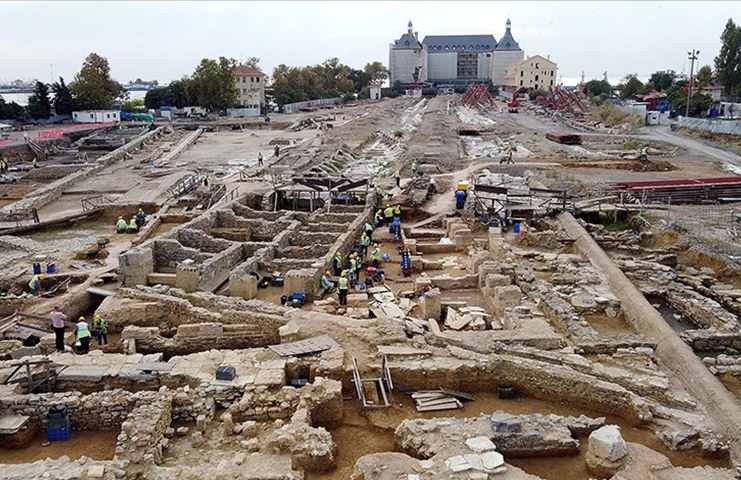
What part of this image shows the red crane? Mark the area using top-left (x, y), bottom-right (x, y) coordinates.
top-left (507, 87), bottom-right (527, 113)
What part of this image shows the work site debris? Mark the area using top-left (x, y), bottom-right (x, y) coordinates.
top-left (412, 390), bottom-right (463, 412)
top-left (461, 85), bottom-right (495, 108)
top-left (546, 130), bottom-right (582, 145)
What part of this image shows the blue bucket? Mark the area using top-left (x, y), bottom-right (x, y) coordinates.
top-left (148, 161), bottom-right (155, 167)
top-left (33, 263), bottom-right (41, 274)
top-left (46, 264), bottom-right (56, 274)
top-left (513, 222), bottom-right (521, 234)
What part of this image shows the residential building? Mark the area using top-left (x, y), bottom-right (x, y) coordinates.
top-left (701, 84), bottom-right (725, 102)
top-left (389, 21), bottom-right (427, 85)
top-left (389, 20), bottom-right (524, 86)
top-left (233, 65), bottom-right (266, 111)
top-left (505, 55), bottom-right (558, 91)
top-left (72, 110), bottom-right (120, 124)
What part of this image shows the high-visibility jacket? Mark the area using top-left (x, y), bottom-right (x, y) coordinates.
top-left (361, 234), bottom-right (370, 246)
top-left (364, 222), bottom-right (373, 233)
top-left (129, 219), bottom-right (138, 229)
top-left (338, 277), bottom-right (349, 290)
top-left (412, 162), bottom-right (418, 172)
top-left (334, 255), bottom-right (343, 268)
top-left (641, 147), bottom-right (647, 156)
top-left (394, 206), bottom-right (401, 216)
top-left (371, 248), bottom-right (381, 260)
top-left (75, 321), bottom-right (91, 339)
top-left (350, 258), bottom-right (358, 272)
top-left (93, 318), bottom-right (107, 334)
top-left (321, 275), bottom-right (331, 289)
top-left (394, 170), bottom-right (400, 178)
top-left (384, 207), bottom-right (393, 218)
top-left (116, 219), bottom-right (127, 230)
top-left (374, 212), bottom-right (383, 224)
top-left (29, 275), bottom-right (41, 290)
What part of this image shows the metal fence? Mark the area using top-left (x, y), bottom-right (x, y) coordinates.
top-left (662, 203), bottom-right (741, 255)
top-left (677, 117), bottom-right (741, 135)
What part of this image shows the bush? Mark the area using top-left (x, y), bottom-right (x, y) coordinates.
top-left (454, 86), bottom-right (467, 94)
top-left (623, 140), bottom-right (636, 150)
top-left (342, 93), bottom-right (356, 103)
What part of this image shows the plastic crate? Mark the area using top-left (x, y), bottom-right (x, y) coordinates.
top-left (216, 366), bottom-right (236, 381)
top-left (48, 423), bottom-right (72, 442)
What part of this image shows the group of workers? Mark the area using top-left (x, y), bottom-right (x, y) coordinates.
top-left (49, 305), bottom-right (107, 354)
top-left (116, 209), bottom-right (147, 234)
top-left (75, 152), bottom-right (89, 163)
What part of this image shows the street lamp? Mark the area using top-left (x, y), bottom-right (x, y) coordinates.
top-left (685, 49), bottom-right (699, 118)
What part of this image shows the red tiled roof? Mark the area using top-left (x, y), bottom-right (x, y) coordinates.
top-left (234, 66), bottom-right (265, 76)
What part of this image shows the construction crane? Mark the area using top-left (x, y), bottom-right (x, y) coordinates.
top-left (507, 87), bottom-right (527, 113)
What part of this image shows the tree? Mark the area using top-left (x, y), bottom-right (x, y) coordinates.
top-left (26, 81), bottom-right (51, 119)
top-left (51, 77), bottom-right (75, 115)
top-left (696, 65), bottom-right (713, 89)
top-left (121, 99), bottom-right (145, 113)
top-left (584, 79), bottom-right (611, 97)
top-left (617, 74), bottom-right (644, 100)
top-left (671, 91), bottom-right (713, 117)
top-left (714, 18), bottom-right (741, 99)
top-left (189, 57), bottom-right (238, 111)
top-left (69, 53), bottom-right (126, 110)
top-left (649, 70), bottom-right (675, 92)
top-left (363, 61), bottom-right (388, 83)
top-left (348, 69), bottom-right (372, 92)
top-left (243, 57), bottom-right (260, 69)
top-left (0, 97), bottom-right (26, 121)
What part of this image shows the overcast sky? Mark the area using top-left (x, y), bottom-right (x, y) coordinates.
top-left (0, 1), bottom-right (733, 86)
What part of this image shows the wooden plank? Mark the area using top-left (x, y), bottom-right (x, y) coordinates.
top-left (269, 334), bottom-right (340, 357)
top-left (416, 401), bottom-right (461, 412)
top-left (440, 387), bottom-right (475, 402)
top-left (416, 396), bottom-right (458, 407)
top-left (86, 287), bottom-right (117, 297)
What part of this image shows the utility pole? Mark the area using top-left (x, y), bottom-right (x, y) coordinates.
top-left (685, 49), bottom-right (699, 118)
top-left (50, 63), bottom-right (54, 84)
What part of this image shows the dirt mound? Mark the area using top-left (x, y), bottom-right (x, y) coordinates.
top-left (558, 160), bottom-right (677, 172)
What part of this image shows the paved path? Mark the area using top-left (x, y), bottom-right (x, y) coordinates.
top-left (638, 124), bottom-right (741, 172)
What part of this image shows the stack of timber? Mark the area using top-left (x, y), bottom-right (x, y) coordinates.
top-left (411, 388), bottom-right (473, 412)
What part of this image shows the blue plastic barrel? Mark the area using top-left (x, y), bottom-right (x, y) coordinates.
top-left (513, 222), bottom-right (521, 234)
top-left (33, 263), bottom-right (41, 274)
top-left (46, 264), bottom-right (56, 273)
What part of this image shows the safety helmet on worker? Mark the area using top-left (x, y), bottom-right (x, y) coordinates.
top-left (373, 243), bottom-right (378, 247)
top-left (94, 315), bottom-right (101, 321)
top-left (38, 274), bottom-right (44, 279)
top-left (78, 316), bottom-right (85, 321)
top-left (336, 252), bottom-right (341, 256)
top-left (138, 208), bottom-right (143, 212)
top-left (118, 216), bottom-right (123, 220)
top-left (386, 204), bottom-right (390, 207)
top-left (341, 271), bottom-right (346, 277)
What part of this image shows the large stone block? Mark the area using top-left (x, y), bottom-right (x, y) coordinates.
top-left (493, 285), bottom-right (521, 315)
top-left (230, 272), bottom-right (257, 300)
top-left (486, 274), bottom-right (511, 290)
top-left (420, 288), bottom-right (442, 321)
top-left (586, 425), bottom-right (628, 478)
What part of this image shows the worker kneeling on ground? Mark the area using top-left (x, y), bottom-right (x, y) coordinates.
top-left (639, 146), bottom-right (648, 161)
top-left (74, 317), bottom-right (91, 354)
top-left (337, 271), bottom-right (349, 306)
top-left (136, 208), bottom-right (147, 228)
top-left (116, 216), bottom-right (127, 234)
top-left (29, 274), bottom-right (43, 296)
top-left (92, 314), bottom-right (107, 345)
top-left (126, 216), bottom-right (139, 234)
top-left (321, 271), bottom-right (335, 294)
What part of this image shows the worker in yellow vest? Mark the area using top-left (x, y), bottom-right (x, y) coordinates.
top-left (360, 232), bottom-right (371, 258)
top-left (92, 315), bottom-right (107, 346)
top-left (337, 271), bottom-right (349, 306)
top-left (29, 274), bottom-right (43, 296)
top-left (333, 252), bottom-right (344, 276)
top-left (74, 317), bottom-right (92, 354)
top-left (116, 216), bottom-right (127, 233)
top-left (394, 169), bottom-right (401, 187)
top-left (374, 209), bottom-right (384, 227)
top-left (127, 217), bottom-right (139, 233)
top-left (384, 204), bottom-right (394, 226)
top-left (371, 244), bottom-right (381, 268)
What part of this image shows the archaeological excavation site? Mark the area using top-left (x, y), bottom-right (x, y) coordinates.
top-left (2, 94), bottom-right (741, 480)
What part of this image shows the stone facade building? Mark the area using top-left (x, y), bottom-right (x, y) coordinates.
top-left (389, 21), bottom-right (427, 85)
top-left (233, 66), bottom-right (266, 109)
top-left (389, 19), bottom-right (524, 86)
top-left (505, 55), bottom-right (558, 91)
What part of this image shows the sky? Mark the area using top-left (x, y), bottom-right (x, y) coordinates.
top-left (0, 1), bottom-right (733, 86)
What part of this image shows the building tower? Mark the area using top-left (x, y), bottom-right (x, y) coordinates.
top-left (389, 20), bottom-right (427, 85)
top-left (491, 18), bottom-right (524, 86)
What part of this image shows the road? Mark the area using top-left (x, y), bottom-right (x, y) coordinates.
top-left (638, 124), bottom-right (741, 173)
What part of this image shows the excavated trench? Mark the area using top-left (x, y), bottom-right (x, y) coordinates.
top-left (309, 391), bottom-right (729, 480)
top-left (0, 430), bottom-right (118, 464)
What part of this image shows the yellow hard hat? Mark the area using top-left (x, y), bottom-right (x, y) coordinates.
top-left (79, 316), bottom-right (85, 321)
top-left (373, 243), bottom-right (378, 247)
top-left (336, 252), bottom-right (341, 256)
top-left (325, 271), bottom-right (330, 275)
top-left (377, 209), bottom-right (382, 213)
top-left (341, 271), bottom-right (346, 277)
top-left (118, 216), bottom-right (123, 219)
top-left (94, 315), bottom-right (101, 320)
top-left (38, 274), bottom-right (44, 279)
top-left (386, 204), bottom-right (390, 207)
top-left (138, 208), bottom-right (143, 212)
